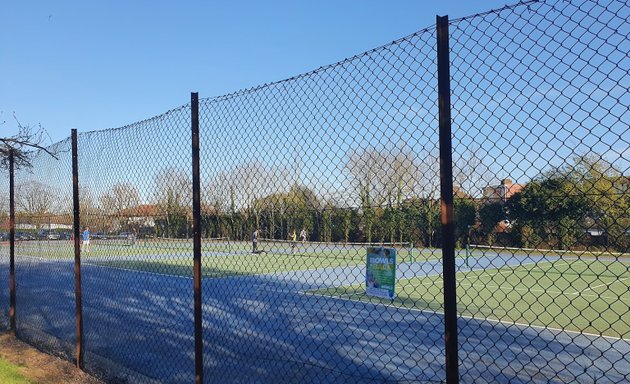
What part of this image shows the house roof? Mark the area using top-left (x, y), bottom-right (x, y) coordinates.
top-left (483, 179), bottom-right (525, 202)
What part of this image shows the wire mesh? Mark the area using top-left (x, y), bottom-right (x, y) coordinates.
top-left (74, 105), bottom-right (197, 383)
top-left (199, 24), bottom-right (444, 383)
top-left (0, 174), bottom-right (8, 331)
top-left (12, 138), bottom-right (75, 359)
top-left (450, 0), bottom-right (629, 382)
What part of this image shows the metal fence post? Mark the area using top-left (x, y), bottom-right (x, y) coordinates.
top-left (436, 14), bottom-right (459, 384)
top-left (71, 129), bottom-right (84, 369)
top-left (8, 150), bottom-right (16, 335)
top-left (191, 92), bottom-right (204, 384)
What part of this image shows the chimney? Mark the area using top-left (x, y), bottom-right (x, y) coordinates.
top-left (501, 179), bottom-right (513, 186)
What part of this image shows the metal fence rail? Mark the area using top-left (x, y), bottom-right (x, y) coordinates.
top-left (0, 0), bottom-right (628, 383)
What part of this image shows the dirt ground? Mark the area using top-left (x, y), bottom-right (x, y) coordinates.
top-left (0, 333), bottom-right (103, 384)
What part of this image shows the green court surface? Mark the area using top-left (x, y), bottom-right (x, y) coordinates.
top-left (86, 244), bottom-right (429, 278)
top-left (3, 240), bottom-right (431, 276)
top-left (466, 244), bottom-right (630, 260)
top-left (93, 253), bottom-right (361, 278)
top-left (311, 258), bottom-right (630, 338)
top-left (4, 239), bottom-right (230, 259)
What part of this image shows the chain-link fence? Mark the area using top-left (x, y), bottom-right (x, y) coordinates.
top-left (450, 1), bottom-right (629, 382)
top-left (12, 139), bottom-right (75, 358)
top-left (0, 173), bottom-right (8, 331)
top-left (197, 21), bottom-right (443, 382)
top-left (0, 0), bottom-right (628, 382)
top-left (75, 106), bottom-right (195, 382)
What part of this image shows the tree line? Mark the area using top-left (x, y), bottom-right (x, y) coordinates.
top-left (150, 152), bottom-right (630, 253)
top-left (3, 149), bottom-right (628, 253)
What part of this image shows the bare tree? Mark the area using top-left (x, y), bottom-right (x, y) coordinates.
top-left (0, 113), bottom-right (57, 170)
top-left (414, 148), bottom-right (441, 247)
top-left (15, 181), bottom-right (58, 215)
top-left (204, 172), bottom-right (231, 215)
top-left (346, 147), bottom-right (390, 242)
top-left (154, 168), bottom-right (192, 237)
top-left (383, 145), bottom-right (423, 242)
top-left (0, 191), bottom-right (8, 221)
top-left (79, 187), bottom-right (100, 229)
top-left (230, 162), bottom-right (285, 232)
top-left (454, 146), bottom-right (494, 198)
top-left (100, 183), bottom-right (141, 215)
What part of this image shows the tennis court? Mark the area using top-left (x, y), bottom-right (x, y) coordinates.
top-left (3, 238), bottom-right (423, 278)
top-left (6, 242), bottom-right (629, 383)
top-left (311, 247), bottom-right (630, 338)
top-left (100, 239), bottom-right (420, 279)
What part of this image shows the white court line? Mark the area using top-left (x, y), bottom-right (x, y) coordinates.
top-left (468, 259), bottom-right (596, 295)
top-left (298, 290), bottom-right (629, 342)
top-left (9, 252), bottom-right (545, 288)
top-left (581, 276), bottom-right (630, 294)
top-left (466, 258), bottom-right (568, 280)
top-left (396, 261), bottom-right (628, 303)
top-left (15, 254), bottom-right (194, 280)
top-left (457, 282), bottom-right (630, 303)
top-left (82, 261), bottom-right (194, 280)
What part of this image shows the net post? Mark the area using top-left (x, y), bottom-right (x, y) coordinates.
top-left (71, 129), bottom-right (84, 369)
top-left (466, 225), bottom-right (473, 268)
top-left (8, 149), bottom-right (16, 335)
top-left (437, 14), bottom-right (459, 384)
top-left (410, 241), bottom-right (414, 263)
top-left (465, 243), bottom-right (470, 268)
top-left (191, 92), bottom-right (204, 384)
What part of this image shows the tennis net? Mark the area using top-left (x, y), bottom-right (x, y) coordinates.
top-left (465, 244), bottom-right (630, 261)
top-left (141, 237), bottom-right (232, 251)
top-left (256, 238), bottom-right (414, 261)
top-left (92, 234), bottom-right (136, 247)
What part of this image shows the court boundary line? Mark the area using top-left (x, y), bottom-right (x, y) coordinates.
top-left (581, 276), bottom-right (630, 294)
top-left (14, 254), bottom-right (195, 280)
top-left (468, 259), bottom-right (630, 298)
top-left (82, 261), bottom-right (195, 280)
top-left (468, 244), bottom-right (630, 258)
top-left (298, 290), bottom-right (629, 342)
top-left (457, 282), bottom-right (630, 303)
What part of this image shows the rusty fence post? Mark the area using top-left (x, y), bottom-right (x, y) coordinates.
top-left (437, 14), bottom-right (459, 384)
top-left (9, 150), bottom-right (16, 335)
top-left (191, 92), bottom-right (204, 384)
top-left (71, 129), bottom-right (84, 369)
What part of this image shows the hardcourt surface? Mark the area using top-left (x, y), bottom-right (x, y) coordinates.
top-left (0, 248), bottom-right (628, 384)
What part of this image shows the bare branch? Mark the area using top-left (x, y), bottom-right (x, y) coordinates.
top-left (0, 112), bottom-right (58, 170)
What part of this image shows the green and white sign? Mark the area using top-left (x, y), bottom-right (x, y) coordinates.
top-left (366, 247), bottom-right (396, 299)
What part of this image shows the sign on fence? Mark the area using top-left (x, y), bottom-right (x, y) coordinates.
top-left (366, 247), bottom-right (396, 300)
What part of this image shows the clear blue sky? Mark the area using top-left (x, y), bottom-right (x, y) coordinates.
top-left (1, 0), bottom-right (510, 143)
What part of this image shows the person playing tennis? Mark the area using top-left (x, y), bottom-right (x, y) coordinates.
top-left (252, 229), bottom-right (259, 254)
top-left (300, 228), bottom-right (307, 245)
top-left (82, 226), bottom-right (91, 253)
top-left (290, 230), bottom-right (297, 255)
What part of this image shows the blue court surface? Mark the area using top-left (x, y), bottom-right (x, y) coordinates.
top-left (5, 252), bottom-right (630, 383)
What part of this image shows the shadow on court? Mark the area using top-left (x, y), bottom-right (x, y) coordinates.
top-left (6, 258), bottom-right (630, 383)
